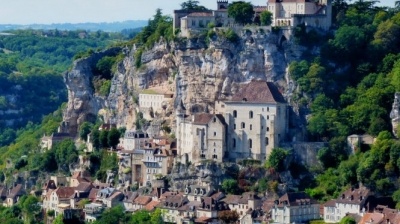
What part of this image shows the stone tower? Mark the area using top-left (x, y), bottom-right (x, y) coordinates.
top-left (217, 0), bottom-right (228, 10)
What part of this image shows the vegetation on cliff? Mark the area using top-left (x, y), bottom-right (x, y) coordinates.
top-left (286, 1), bottom-right (400, 203)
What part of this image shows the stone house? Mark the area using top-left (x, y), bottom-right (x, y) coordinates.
top-left (96, 187), bottom-right (124, 208)
top-left (218, 80), bottom-right (288, 161)
top-left (70, 170), bottom-right (91, 187)
top-left (223, 192), bottom-right (261, 219)
top-left (266, 0), bottom-right (332, 30)
top-left (323, 186), bottom-right (371, 223)
top-left (84, 203), bottom-right (104, 223)
top-left (43, 186), bottom-right (75, 216)
top-left (159, 192), bottom-right (189, 224)
top-left (141, 144), bottom-right (174, 186)
top-left (123, 130), bottom-right (149, 151)
top-left (40, 132), bottom-right (73, 150)
top-left (3, 184), bottom-right (25, 207)
top-left (176, 111), bottom-right (227, 164)
top-left (139, 90), bottom-right (173, 112)
top-left (271, 192), bottom-right (320, 224)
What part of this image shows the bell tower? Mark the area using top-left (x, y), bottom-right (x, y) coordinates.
top-left (217, 0), bottom-right (229, 10)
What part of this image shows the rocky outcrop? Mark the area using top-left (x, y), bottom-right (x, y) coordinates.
top-left (62, 28), bottom-right (306, 138)
top-left (390, 93), bottom-right (400, 137)
top-left (62, 47), bottom-right (121, 136)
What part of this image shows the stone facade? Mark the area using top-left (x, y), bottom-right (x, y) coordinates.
top-left (218, 80), bottom-right (288, 161)
top-left (176, 110), bottom-right (227, 163)
top-left (266, 0), bottom-right (332, 30)
top-left (139, 91), bottom-right (173, 111)
top-left (123, 130), bottom-right (149, 151)
top-left (271, 192), bottom-right (320, 224)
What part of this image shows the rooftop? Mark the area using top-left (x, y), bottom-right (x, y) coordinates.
top-left (229, 80), bottom-right (285, 104)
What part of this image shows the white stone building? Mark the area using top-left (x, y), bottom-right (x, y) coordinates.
top-left (123, 130), bottom-right (149, 151)
top-left (271, 192), bottom-right (320, 224)
top-left (323, 187), bottom-right (371, 223)
top-left (218, 80), bottom-right (288, 161)
top-left (176, 109), bottom-right (227, 163)
top-left (139, 91), bottom-right (173, 111)
top-left (266, 0), bottom-right (332, 30)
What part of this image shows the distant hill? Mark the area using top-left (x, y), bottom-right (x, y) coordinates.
top-left (0, 20), bottom-right (148, 32)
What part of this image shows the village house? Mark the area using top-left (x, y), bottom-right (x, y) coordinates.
top-left (70, 170), bottom-right (91, 187)
top-left (40, 132), bottom-right (73, 150)
top-left (271, 192), bottom-right (320, 224)
top-left (84, 203), bottom-right (105, 222)
top-left (223, 192), bottom-right (261, 219)
top-left (96, 187), bottom-right (124, 208)
top-left (159, 192), bottom-right (189, 224)
top-left (3, 184), bottom-right (25, 207)
top-left (324, 186), bottom-right (371, 223)
top-left (123, 129), bottom-right (149, 151)
top-left (43, 186), bottom-right (75, 216)
top-left (176, 110), bottom-right (227, 163)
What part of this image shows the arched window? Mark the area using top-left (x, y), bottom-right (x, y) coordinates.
top-left (267, 115), bottom-right (269, 120)
top-left (267, 107), bottom-right (269, 112)
top-left (249, 139), bottom-right (252, 149)
top-left (233, 138), bottom-right (236, 148)
top-left (267, 127), bottom-right (270, 132)
top-left (265, 137), bottom-right (269, 145)
top-left (233, 110), bottom-right (237, 118)
top-left (249, 111), bottom-right (253, 119)
top-left (241, 122), bottom-right (245, 129)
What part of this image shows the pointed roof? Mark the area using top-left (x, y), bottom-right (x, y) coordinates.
top-left (229, 80), bottom-right (286, 104)
top-left (176, 99), bottom-right (186, 113)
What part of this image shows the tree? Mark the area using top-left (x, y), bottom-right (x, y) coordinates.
top-left (99, 130), bottom-right (109, 148)
top-left (260, 11), bottom-right (273, 26)
top-left (266, 148), bottom-right (289, 172)
top-left (339, 216), bottom-right (356, 224)
top-left (228, 1), bottom-right (255, 25)
top-left (131, 210), bottom-right (151, 224)
top-left (180, 0), bottom-right (208, 10)
top-left (21, 195), bottom-right (41, 223)
top-left (54, 139), bottom-right (78, 172)
top-left (218, 210), bottom-right (239, 224)
top-left (107, 127), bottom-right (120, 149)
top-left (94, 205), bottom-right (127, 224)
top-left (221, 179), bottom-right (239, 194)
top-left (53, 214), bottom-right (64, 224)
top-left (79, 122), bottom-right (93, 141)
top-left (150, 208), bottom-right (164, 224)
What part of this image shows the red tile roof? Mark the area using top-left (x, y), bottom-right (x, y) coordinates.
top-left (230, 80), bottom-right (285, 104)
top-left (55, 187), bottom-right (75, 199)
top-left (145, 201), bottom-right (160, 211)
top-left (134, 196), bottom-right (152, 205)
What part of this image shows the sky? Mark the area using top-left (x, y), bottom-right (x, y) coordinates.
top-left (0, 0), bottom-right (396, 25)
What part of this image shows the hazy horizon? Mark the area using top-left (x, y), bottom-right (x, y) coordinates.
top-left (0, 0), bottom-right (395, 25)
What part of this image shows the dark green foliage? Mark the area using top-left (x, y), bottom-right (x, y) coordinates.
top-left (260, 11), bottom-right (273, 26)
top-left (180, 0), bottom-right (208, 10)
top-left (221, 179), bottom-right (239, 194)
top-left (94, 205), bottom-right (128, 224)
top-left (107, 127), bottom-right (120, 149)
top-left (339, 216), bottom-right (356, 224)
top-left (266, 148), bottom-right (289, 172)
top-left (130, 210), bottom-right (151, 224)
top-left (227, 1), bottom-right (254, 25)
top-left (14, 158), bottom-right (27, 170)
top-left (79, 122), bottom-right (93, 141)
top-left (54, 139), bottom-right (78, 172)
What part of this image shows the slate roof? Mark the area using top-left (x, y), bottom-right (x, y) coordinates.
top-left (336, 187), bottom-right (370, 205)
top-left (76, 182), bottom-right (94, 192)
top-left (187, 12), bottom-right (213, 17)
top-left (277, 192), bottom-right (317, 207)
top-left (229, 80), bottom-right (286, 104)
top-left (54, 187), bottom-right (75, 199)
top-left (193, 113), bottom-right (214, 125)
top-left (7, 184), bottom-right (25, 199)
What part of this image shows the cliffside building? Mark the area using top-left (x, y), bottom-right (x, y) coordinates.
top-left (176, 108), bottom-right (227, 163)
top-left (266, 0), bottom-right (332, 30)
top-left (217, 80), bottom-right (288, 161)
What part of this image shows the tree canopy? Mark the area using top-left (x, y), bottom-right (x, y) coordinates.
top-left (228, 1), bottom-right (255, 25)
top-left (180, 0), bottom-right (208, 10)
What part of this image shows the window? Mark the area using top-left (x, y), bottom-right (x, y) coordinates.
top-left (234, 124), bottom-right (236, 130)
top-left (241, 122), bottom-right (245, 129)
top-left (249, 139), bottom-right (252, 149)
top-left (267, 107), bottom-right (269, 112)
top-left (213, 117), bottom-right (216, 122)
top-left (266, 137), bottom-right (269, 145)
top-left (250, 124), bottom-right (252, 130)
top-left (214, 132), bottom-right (216, 136)
top-left (249, 111), bottom-right (253, 118)
top-left (233, 110), bottom-right (237, 118)
top-left (267, 115), bottom-right (269, 120)
top-left (267, 127), bottom-right (270, 132)
top-left (233, 138), bottom-right (236, 148)
top-left (192, 20), bottom-right (196, 26)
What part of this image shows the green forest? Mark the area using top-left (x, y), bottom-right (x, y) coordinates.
top-left (287, 1), bottom-right (400, 205)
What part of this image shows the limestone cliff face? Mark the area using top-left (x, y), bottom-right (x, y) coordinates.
top-left (63, 29), bottom-right (304, 137)
top-left (62, 48), bottom-right (121, 136)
